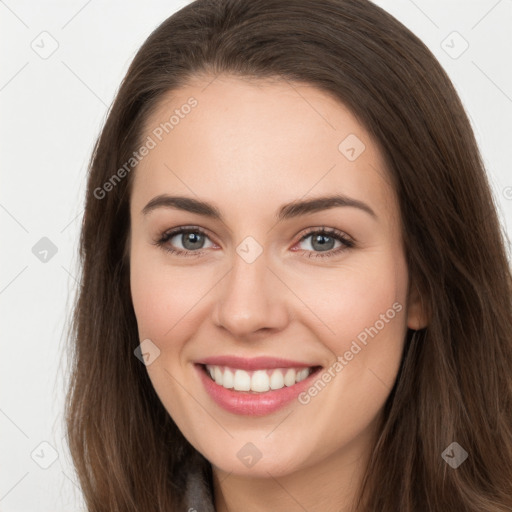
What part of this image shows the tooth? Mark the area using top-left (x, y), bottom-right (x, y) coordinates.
top-left (214, 366), bottom-right (223, 385)
top-left (251, 370), bottom-right (270, 392)
top-left (269, 369), bottom-right (285, 390)
top-left (206, 364), bottom-right (314, 391)
top-left (233, 369), bottom-right (251, 391)
top-left (296, 368), bottom-right (310, 382)
top-left (222, 368), bottom-right (234, 389)
top-left (284, 368), bottom-right (296, 386)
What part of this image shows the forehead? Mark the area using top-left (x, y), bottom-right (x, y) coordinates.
top-left (131, 75), bottom-right (395, 222)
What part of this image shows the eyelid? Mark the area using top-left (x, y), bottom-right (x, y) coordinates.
top-left (298, 226), bottom-right (354, 244)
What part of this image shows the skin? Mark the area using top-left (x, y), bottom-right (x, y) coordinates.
top-left (129, 75), bottom-right (427, 512)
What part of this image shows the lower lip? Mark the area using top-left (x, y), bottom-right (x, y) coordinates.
top-left (195, 364), bottom-right (322, 416)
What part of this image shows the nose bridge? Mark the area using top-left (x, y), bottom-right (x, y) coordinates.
top-left (213, 237), bottom-right (287, 335)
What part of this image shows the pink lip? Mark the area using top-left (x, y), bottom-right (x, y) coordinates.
top-left (194, 363), bottom-right (323, 416)
top-left (195, 355), bottom-right (316, 371)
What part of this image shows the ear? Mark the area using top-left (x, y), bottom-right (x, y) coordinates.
top-left (406, 281), bottom-right (428, 330)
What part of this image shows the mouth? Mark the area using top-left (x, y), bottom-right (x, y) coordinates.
top-left (194, 357), bottom-right (324, 416)
top-left (200, 364), bottom-right (322, 393)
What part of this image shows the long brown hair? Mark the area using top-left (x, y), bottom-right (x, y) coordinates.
top-left (64, 0), bottom-right (512, 510)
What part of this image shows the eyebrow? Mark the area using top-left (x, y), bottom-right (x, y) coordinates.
top-left (141, 193), bottom-right (377, 221)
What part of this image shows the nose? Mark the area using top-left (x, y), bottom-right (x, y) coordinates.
top-left (212, 247), bottom-right (289, 338)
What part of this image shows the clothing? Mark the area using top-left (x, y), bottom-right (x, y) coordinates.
top-left (183, 450), bottom-right (216, 512)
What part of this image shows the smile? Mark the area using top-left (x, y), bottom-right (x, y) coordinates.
top-left (194, 356), bottom-right (323, 416)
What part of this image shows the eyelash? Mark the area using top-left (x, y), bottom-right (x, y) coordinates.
top-left (153, 225), bottom-right (355, 259)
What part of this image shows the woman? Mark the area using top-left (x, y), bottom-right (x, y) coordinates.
top-left (64, 0), bottom-right (512, 510)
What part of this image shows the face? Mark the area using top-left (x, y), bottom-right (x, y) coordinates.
top-left (129, 75), bottom-right (426, 478)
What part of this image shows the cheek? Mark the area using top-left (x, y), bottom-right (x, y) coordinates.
top-left (130, 248), bottom-right (211, 341)
top-left (291, 250), bottom-right (408, 354)
top-left (292, 249), bottom-right (409, 414)
top-left (129, 250), bottom-right (209, 437)
top-left (289, 256), bottom-right (408, 459)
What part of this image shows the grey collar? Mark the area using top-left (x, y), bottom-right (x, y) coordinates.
top-left (182, 450), bottom-right (216, 512)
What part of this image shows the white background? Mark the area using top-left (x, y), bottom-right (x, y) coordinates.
top-left (1, 0), bottom-right (511, 510)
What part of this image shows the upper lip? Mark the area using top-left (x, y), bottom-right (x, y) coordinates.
top-left (195, 355), bottom-right (321, 371)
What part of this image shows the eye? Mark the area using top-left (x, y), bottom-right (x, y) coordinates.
top-left (294, 227), bottom-right (354, 259)
top-left (153, 225), bottom-right (355, 258)
top-left (153, 226), bottom-right (215, 257)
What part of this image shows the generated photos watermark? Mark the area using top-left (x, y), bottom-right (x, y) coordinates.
top-left (298, 301), bottom-right (403, 404)
top-left (94, 96), bottom-right (198, 200)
